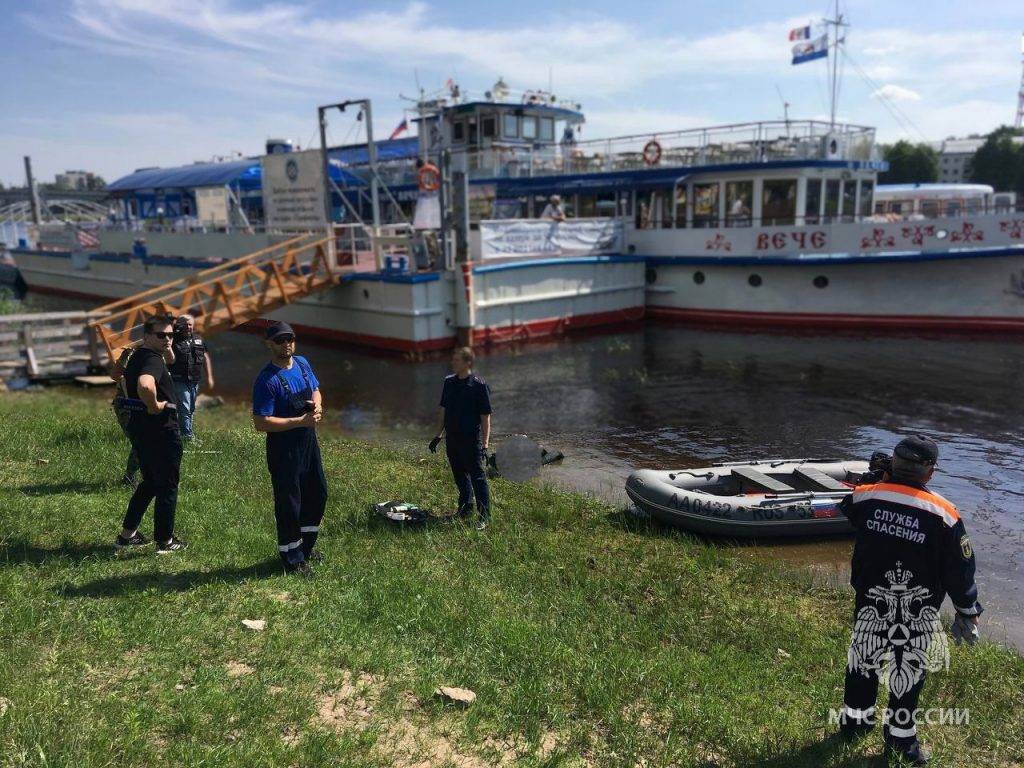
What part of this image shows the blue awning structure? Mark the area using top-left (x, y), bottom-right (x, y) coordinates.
top-left (107, 157), bottom-right (367, 193)
top-left (107, 159), bottom-right (261, 192)
top-left (328, 137), bottom-right (420, 166)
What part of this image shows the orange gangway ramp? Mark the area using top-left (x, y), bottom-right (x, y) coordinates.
top-left (89, 232), bottom-right (341, 364)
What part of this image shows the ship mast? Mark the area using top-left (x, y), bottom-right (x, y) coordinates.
top-left (824, 0), bottom-right (849, 129)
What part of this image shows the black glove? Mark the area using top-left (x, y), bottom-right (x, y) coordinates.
top-left (428, 436), bottom-right (441, 453)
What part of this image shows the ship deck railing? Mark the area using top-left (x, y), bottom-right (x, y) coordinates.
top-left (362, 120), bottom-right (878, 187)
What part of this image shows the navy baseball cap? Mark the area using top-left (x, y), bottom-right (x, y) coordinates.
top-left (265, 321), bottom-right (295, 340)
top-left (894, 435), bottom-right (938, 465)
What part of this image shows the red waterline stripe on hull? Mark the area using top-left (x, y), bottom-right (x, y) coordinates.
top-left (474, 306), bottom-right (646, 345)
top-left (647, 305), bottom-right (1024, 333)
top-left (240, 319), bottom-right (456, 353)
top-left (244, 307), bottom-right (646, 352)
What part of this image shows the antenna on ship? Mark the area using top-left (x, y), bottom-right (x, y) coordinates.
top-left (775, 85), bottom-right (791, 136)
top-left (823, 0), bottom-right (849, 128)
top-left (1015, 32), bottom-right (1024, 129)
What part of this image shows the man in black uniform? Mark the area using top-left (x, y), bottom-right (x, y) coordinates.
top-left (429, 346), bottom-right (492, 530)
top-left (252, 322), bottom-right (327, 577)
top-left (168, 313), bottom-right (214, 442)
top-left (837, 435), bottom-right (981, 765)
top-left (114, 314), bottom-right (188, 553)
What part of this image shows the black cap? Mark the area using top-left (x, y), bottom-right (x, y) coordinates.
top-left (265, 321), bottom-right (295, 340)
top-left (894, 435), bottom-right (938, 465)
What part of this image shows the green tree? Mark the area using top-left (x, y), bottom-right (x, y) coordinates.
top-left (86, 175), bottom-right (106, 191)
top-left (968, 126), bottom-right (1024, 194)
top-left (878, 141), bottom-right (939, 184)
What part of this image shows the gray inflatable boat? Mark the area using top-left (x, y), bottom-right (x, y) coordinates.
top-left (625, 458), bottom-right (869, 537)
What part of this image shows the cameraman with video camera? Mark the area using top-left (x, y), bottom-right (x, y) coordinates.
top-left (252, 322), bottom-right (328, 577)
top-left (113, 314), bottom-right (188, 553)
top-left (169, 313), bottom-right (214, 442)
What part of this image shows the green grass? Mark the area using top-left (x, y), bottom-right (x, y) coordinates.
top-left (0, 288), bottom-right (21, 316)
top-left (0, 391), bottom-right (1021, 767)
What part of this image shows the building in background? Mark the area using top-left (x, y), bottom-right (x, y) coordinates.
top-left (931, 138), bottom-right (986, 183)
top-left (54, 170), bottom-right (96, 190)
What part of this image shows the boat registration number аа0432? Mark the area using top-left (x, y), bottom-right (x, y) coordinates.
top-left (668, 493), bottom-right (733, 518)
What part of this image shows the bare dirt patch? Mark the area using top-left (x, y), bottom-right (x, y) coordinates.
top-left (226, 661), bottom-right (254, 678)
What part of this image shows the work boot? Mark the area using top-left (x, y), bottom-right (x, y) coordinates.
top-left (885, 737), bottom-right (930, 766)
top-left (306, 549), bottom-right (324, 564)
top-left (287, 561), bottom-right (314, 579)
top-left (839, 721), bottom-right (874, 742)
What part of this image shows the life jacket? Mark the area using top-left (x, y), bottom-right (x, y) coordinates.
top-left (169, 336), bottom-right (207, 384)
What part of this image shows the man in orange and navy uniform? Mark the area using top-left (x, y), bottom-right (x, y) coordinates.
top-left (837, 435), bottom-right (981, 766)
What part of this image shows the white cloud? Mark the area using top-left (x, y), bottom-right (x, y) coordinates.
top-left (871, 84), bottom-right (922, 103)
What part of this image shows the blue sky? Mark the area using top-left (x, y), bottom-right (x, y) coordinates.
top-left (1, 0), bottom-right (1022, 186)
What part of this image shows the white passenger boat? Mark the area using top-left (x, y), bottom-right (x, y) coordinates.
top-left (10, 80), bottom-right (1024, 350)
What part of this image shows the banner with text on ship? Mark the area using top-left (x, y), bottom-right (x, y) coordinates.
top-left (479, 219), bottom-right (624, 260)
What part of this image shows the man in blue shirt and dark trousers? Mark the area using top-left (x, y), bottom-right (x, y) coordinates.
top-left (430, 346), bottom-right (493, 530)
top-left (252, 321), bottom-right (328, 577)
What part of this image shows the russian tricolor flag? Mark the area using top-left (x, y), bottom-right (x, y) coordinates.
top-left (389, 118), bottom-right (408, 140)
top-left (788, 25), bottom-right (811, 41)
top-left (792, 34), bottom-right (828, 65)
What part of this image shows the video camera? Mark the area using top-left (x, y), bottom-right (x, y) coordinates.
top-left (173, 315), bottom-right (191, 340)
top-left (869, 451), bottom-right (892, 476)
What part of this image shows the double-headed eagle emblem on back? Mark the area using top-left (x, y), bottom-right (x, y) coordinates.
top-left (848, 562), bottom-right (949, 698)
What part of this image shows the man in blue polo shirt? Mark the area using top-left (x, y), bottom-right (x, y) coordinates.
top-left (429, 346), bottom-right (493, 530)
top-left (252, 321), bottom-right (328, 577)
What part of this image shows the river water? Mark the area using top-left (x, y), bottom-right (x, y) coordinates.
top-left (21, 294), bottom-right (1024, 650)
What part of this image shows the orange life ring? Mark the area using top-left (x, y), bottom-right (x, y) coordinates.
top-left (642, 139), bottom-right (662, 166)
top-left (417, 162), bottom-right (441, 192)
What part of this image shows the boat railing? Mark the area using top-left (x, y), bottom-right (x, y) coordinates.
top-left (349, 121), bottom-right (880, 188)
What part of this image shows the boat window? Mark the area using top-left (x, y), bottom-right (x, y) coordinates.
top-left (693, 182), bottom-right (720, 228)
top-left (805, 179), bottom-right (822, 224)
top-left (762, 179), bottom-right (797, 226)
top-left (481, 115), bottom-right (497, 139)
top-left (578, 195), bottom-right (597, 217)
top-left (660, 192), bottom-right (674, 229)
top-left (503, 113), bottom-right (519, 138)
top-left (921, 200), bottom-right (940, 218)
top-left (468, 120), bottom-right (479, 145)
top-left (946, 200), bottom-right (962, 216)
top-left (453, 121), bottom-right (466, 143)
top-left (522, 117), bottom-right (538, 140)
top-left (858, 180), bottom-right (873, 219)
top-left (595, 192), bottom-right (618, 218)
top-left (824, 179), bottom-right (840, 221)
top-left (841, 181), bottom-right (856, 221)
top-left (539, 117), bottom-right (554, 142)
top-left (674, 186), bottom-right (688, 228)
top-left (966, 197), bottom-right (982, 214)
top-left (725, 181), bottom-right (753, 226)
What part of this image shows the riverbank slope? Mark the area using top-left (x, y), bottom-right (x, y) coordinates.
top-left (0, 392), bottom-right (1021, 767)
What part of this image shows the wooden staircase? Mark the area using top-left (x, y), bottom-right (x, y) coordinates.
top-left (88, 232), bottom-right (341, 364)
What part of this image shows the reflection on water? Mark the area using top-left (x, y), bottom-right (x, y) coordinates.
top-left (19, 292), bottom-right (1024, 649)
